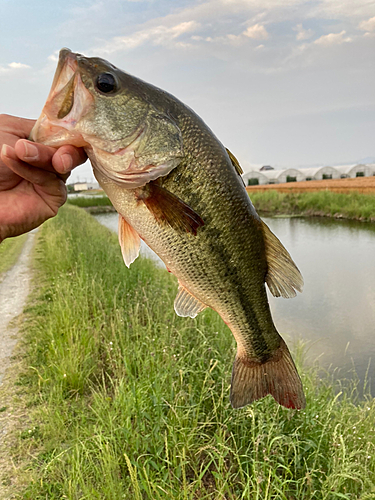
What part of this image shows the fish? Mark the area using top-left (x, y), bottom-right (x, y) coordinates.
top-left (30, 48), bottom-right (305, 409)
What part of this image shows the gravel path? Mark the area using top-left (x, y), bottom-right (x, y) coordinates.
top-left (0, 231), bottom-right (35, 386)
top-left (0, 231), bottom-right (35, 498)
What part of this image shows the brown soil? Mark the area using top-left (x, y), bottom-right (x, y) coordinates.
top-left (246, 176), bottom-right (375, 194)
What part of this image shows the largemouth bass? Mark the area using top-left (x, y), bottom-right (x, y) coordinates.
top-left (31, 49), bottom-right (305, 409)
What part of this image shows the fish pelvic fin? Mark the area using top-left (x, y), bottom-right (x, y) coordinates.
top-left (118, 214), bottom-right (141, 268)
top-left (230, 338), bottom-right (306, 410)
top-left (262, 220), bottom-right (303, 298)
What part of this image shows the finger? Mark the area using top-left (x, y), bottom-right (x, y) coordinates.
top-left (52, 145), bottom-right (88, 174)
top-left (14, 139), bottom-right (57, 172)
top-left (1, 144), bottom-right (59, 186)
top-left (0, 114), bottom-right (36, 139)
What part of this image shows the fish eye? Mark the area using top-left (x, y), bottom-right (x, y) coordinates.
top-left (96, 73), bottom-right (117, 93)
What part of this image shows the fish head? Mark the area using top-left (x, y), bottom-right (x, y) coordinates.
top-left (31, 48), bottom-right (183, 187)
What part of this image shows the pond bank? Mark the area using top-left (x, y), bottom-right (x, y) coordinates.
top-left (247, 189), bottom-right (375, 222)
top-left (68, 189), bottom-right (375, 222)
top-left (5, 205), bottom-right (375, 498)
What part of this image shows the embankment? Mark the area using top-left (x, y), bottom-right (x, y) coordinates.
top-left (247, 186), bottom-right (375, 221)
top-left (4, 205), bottom-right (374, 498)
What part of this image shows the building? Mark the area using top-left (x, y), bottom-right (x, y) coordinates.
top-left (333, 164), bottom-right (373, 179)
top-left (276, 168), bottom-right (306, 184)
top-left (242, 162), bottom-right (375, 186)
top-left (300, 166), bottom-right (340, 181)
top-left (242, 170), bottom-right (270, 186)
top-left (243, 168), bottom-right (305, 185)
top-left (72, 182), bottom-right (100, 192)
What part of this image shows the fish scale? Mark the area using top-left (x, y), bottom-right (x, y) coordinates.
top-left (30, 48), bottom-right (305, 409)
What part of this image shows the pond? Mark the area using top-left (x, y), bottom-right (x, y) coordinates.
top-left (94, 212), bottom-right (375, 392)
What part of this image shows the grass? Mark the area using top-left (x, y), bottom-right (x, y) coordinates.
top-left (248, 190), bottom-right (375, 221)
top-left (67, 195), bottom-right (112, 207)
top-left (0, 233), bottom-right (27, 276)
top-left (9, 205), bottom-right (375, 498)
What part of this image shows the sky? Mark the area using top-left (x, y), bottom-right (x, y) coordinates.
top-left (0, 0), bottom-right (374, 183)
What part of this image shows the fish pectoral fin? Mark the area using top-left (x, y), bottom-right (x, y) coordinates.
top-left (138, 183), bottom-right (204, 236)
top-left (118, 214), bottom-right (141, 268)
top-left (174, 283), bottom-right (207, 318)
top-left (230, 338), bottom-right (306, 410)
top-left (262, 220), bottom-right (303, 298)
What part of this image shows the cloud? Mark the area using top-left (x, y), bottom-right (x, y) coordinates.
top-left (294, 23), bottom-right (313, 41)
top-left (96, 20), bottom-right (200, 54)
top-left (314, 30), bottom-right (352, 46)
top-left (243, 23), bottom-right (269, 40)
top-left (359, 16), bottom-right (375, 32)
top-left (0, 62), bottom-right (31, 73)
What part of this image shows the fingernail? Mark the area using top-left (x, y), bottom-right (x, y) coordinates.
top-left (1, 144), bottom-right (12, 157)
top-left (61, 154), bottom-right (73, 173)
top-left (23, 142), bottom-right (39, 160)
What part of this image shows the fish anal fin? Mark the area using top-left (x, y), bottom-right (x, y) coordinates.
top-left (230, 338), bottom-right (306, 409)
top-left (262, 220), bottom-right (303, 298)
top-left (118, 214), bottom-right (141, 268)
top-left (138, 183), bottom-right (204, 236)
top-left (174, 283), bottom-right (207, 318)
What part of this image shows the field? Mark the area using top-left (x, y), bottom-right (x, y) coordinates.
top-left (246, 176), bottom-right (375, 194)
top-left (5, 205), bottom-right (375, 499)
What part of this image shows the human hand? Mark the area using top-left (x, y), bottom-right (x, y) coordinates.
top-left (0, 114), bottom-right (87, 242)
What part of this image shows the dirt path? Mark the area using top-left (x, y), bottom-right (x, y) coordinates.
top-left (0, 230), bottom-right (35, 498)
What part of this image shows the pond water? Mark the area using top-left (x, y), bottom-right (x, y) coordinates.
top-left (94, 212), bottom-right (375, 391)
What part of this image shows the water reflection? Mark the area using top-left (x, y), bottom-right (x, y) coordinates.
top-left (265, 217), bottom-right (375, 390)
top-left (94, 212), bottom-right (375, 390)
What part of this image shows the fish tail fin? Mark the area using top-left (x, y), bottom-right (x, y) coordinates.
top-left (230, 338), bottom-right (305, 409)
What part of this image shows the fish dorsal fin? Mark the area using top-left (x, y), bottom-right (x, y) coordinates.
top-left (262, 220), bottom-right (303, 298)
top-left (174, 283), bottom-right (207, 318)
top-left (118, 214), bottom-right (141, 268)
top-left (138, 183), bottom-right (204, 236)
top-left (226, 148), bottom-right (244, 176)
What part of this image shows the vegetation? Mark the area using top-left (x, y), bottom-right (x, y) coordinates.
top-left (0, 234), bottom-right (27, 276)
top-left (248, 190), bottom-right (375, 221)
top-left (67, 194), bottom-right (112, 207)
top-left (9, 205), bottom-right (375, 498)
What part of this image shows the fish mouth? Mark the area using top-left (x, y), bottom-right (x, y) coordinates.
top-left (30, 48), bottom-right (94, 147)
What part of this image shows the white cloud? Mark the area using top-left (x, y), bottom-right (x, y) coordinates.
top-left (8, 62), bottom-right (30, 69)
top-left (359, 16), bottom-right (375, 32)
top-left (243, 23), bottom-right (269, 40)
top-left (0, 62), bottom-right (31, 73)
top-left (48, 52), bottom-right (59, 63)
top-left (96, 20), bottom-right (200, 54)
top-left (294, 23), bottom-right (313, 40)
top-left (314, 30), bottom-right (352, 46)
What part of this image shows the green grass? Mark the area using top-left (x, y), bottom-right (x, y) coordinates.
top-left (249, 190), bottom-right (375, 221)
top-left (67, 195), bottom-right (112, 207)
top-left (0, 233), bottom-right (27, 276)
top-left (11, 205), bottom-right (375, 498)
